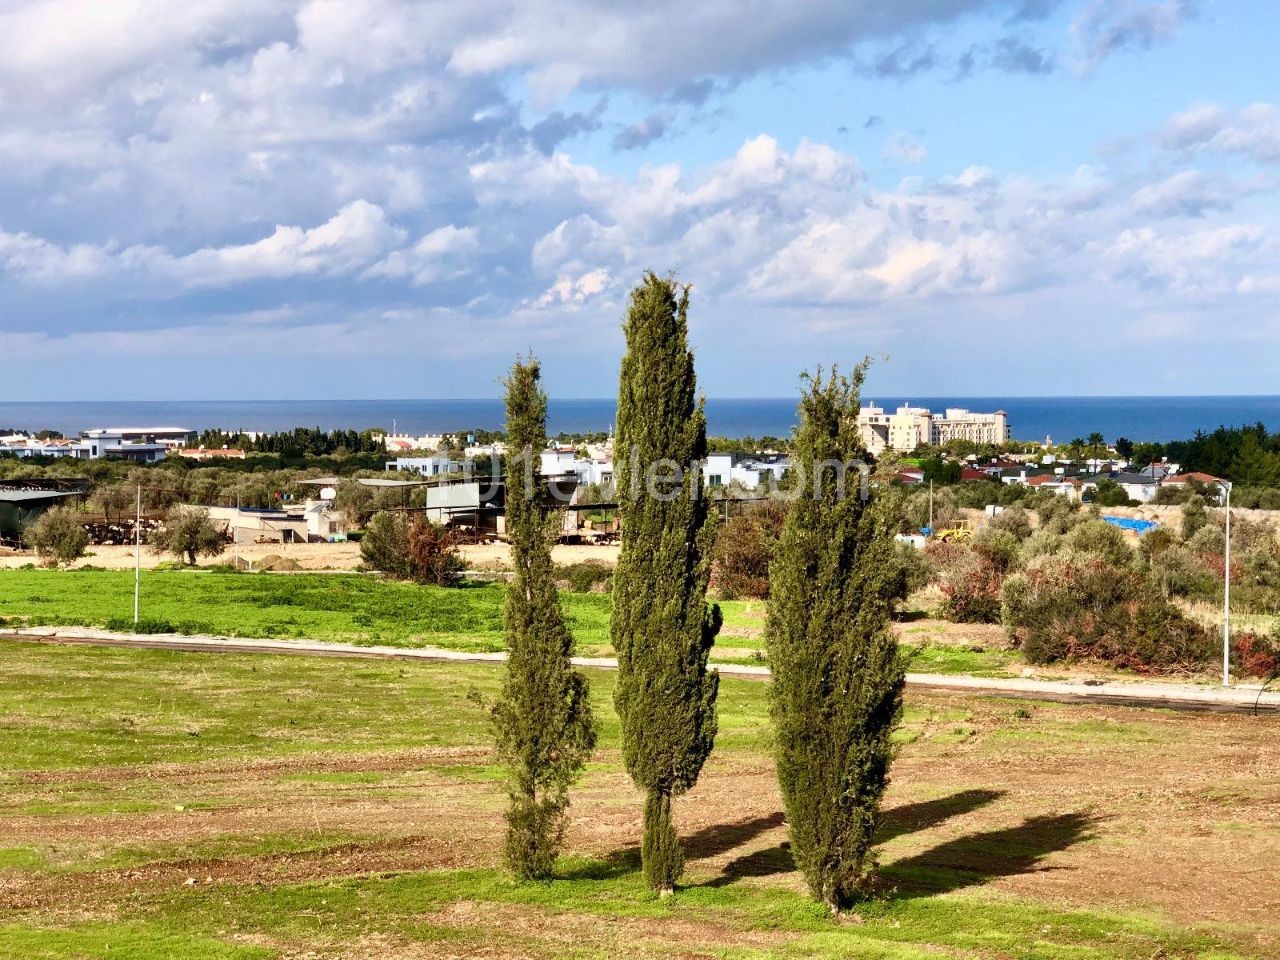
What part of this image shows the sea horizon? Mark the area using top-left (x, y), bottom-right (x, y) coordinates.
top-left (4, 395), bottom-right (1280, 445)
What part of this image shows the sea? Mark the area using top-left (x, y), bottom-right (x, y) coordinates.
top-left (2, 396), bottom-right (1280, 445)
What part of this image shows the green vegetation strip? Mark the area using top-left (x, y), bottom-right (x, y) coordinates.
top-left (0, 568), bottom-right (1010, 675)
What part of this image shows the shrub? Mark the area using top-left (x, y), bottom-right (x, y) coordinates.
top-left (900, 487), bottom-right (958, 535)
top-left (1139, 527), bottom-right (1176, 560)
top-left (105, 616), bottom-right (176, 634)
top-left (1181, 496), bottom-right (1208, 540)
top-left (361, 510), bottom-right (462, 585)
top-left (360, 511), bottom-right (411, 577)
top-left (1145, 544), bottom-right (1217, 599)
top-left (555, 561), bottom-right (613, 593)
top-left (711, 499), bottom-right (787, 599)
top-left (1002, 552), bottom-right (1216, 672)
top-left (929, 542), bottom-right (1004, 624)
top-left (27, 506), bottom-right (89, 568)
top-left (972, 528), bottom-right (1021, 572)
top-left (887, 540), bottom-right (933, 601)
top-left (1232, 632), bottom-right (1280, 679)
top-left (1187, 523), bottom-right (1225, 557)
top-left (407, 516), bottom-right (464, 586)
top-left (984, 505), bottom-right (1033, 541)
top-left (1088, 478), bottom-right (1135, 507)
top-left (1063, 519), bottom-right (1133, 568)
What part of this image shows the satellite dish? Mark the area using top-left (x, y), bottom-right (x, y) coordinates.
top-left (320, 487), bottom-right (337, 500)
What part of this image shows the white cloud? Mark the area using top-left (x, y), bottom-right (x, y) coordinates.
top-left (170, 199), bottom-right (407, 285)
top-left (365, 224), bottom-right (478, 285)
top-left (0, 227), bottom-right (111, 282)
top-left (1161, 102), bottom-right (1280, 164)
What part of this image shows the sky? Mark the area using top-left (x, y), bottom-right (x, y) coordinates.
top-left (2, 0), bottom-right (1279, 400)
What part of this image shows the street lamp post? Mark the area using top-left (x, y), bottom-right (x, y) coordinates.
top-left (133, 484), bottom-right (141, 625)
top-left (1222, 481), bottom-right (1233, 687)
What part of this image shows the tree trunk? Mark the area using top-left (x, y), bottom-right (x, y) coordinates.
top-left (642, 789), bottom-right (681, 894)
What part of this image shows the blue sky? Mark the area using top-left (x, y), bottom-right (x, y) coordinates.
top-left (2, 0), bottom-right (1279, 400)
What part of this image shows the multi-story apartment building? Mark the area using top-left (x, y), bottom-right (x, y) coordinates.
top-left (857, 404), bottom-right (1010, 455)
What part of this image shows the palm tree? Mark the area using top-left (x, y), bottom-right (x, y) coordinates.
top-left (1068, 437), bottom-right (1085, 465)
top-left (1087, 432), bottom-right (1106, 473)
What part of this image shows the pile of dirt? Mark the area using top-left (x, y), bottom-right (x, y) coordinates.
top-left (254, 554), bottom-right (302, 572)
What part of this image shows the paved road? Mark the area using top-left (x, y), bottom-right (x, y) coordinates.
top-left (3, 627), bottom-right (1278, 715)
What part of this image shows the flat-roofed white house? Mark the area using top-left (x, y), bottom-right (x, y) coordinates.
top-left (702, 453), bottom-right (790, 491)
top-left (388, 456), bottom-right (461, 476)
top-left (71, 427), bottom-right (194, 462)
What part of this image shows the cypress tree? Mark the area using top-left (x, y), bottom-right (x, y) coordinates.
top-left (491, 355), bottom-right (596, 879)
top-left (612, 272), bottom-right (721, 894)
top-left (767, 362), bottom-right (906, 912)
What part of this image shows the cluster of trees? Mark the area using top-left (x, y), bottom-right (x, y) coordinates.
top-left (921, 496), bottom-right (1279, 677)
top-left (197, 427), bottom-right (387, 458)
top-left (486, 273), bottom-right (904, 913)
top-left (1130, 423), bottom-right (1280, 486)
top-left (26, 503), bottom-right (227, 568)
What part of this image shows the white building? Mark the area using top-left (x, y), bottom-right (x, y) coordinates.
top-left (858, 404), bottom-right (1010, 455)
top-left (71, 427), bottom-right (194, 462)
top-left (540, 447), bottom-right (614, 487)
top-left (0, 435), bottom-right (75, 458)
top-left (703, 453), bottom-right (789, 491)
top-left (388, 456), bottom-right (461, 477)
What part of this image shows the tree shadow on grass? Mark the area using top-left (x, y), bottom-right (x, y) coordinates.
top-left (701, 790), bottom-right (1005, 889)
top-left (876, 789), bottom-right (1005, 844)
top-left (882, 811), bottom-right (1102, 900)
top-left (683, 812), bottom-right (786, 860)
top-left (559, 845), bottom-right (641, 881)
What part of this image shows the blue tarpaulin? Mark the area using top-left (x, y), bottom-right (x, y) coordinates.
top-left (1101, 515), bottom-right (1159, 534)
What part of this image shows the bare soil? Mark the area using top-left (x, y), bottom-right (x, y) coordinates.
top-left (3, 692), bottom-right (1277, 943)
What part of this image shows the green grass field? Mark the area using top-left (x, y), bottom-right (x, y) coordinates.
top-left (0, 568), bottom-right (1014, 674)
top-left (1, 640), bottom-right (1275, 959)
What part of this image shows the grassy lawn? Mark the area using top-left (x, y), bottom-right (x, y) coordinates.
top-left (0, 568), bottom-right (1011, 675)
top-left (1, 641), bottom-right (1277, 959)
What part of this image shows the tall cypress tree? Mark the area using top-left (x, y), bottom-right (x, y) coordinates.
top-left (767, 363), bottom-right (906, 912)
top-left (612, 272), bottom-right (721, 894)
top-left (491, 355), bottom-right (596, 879)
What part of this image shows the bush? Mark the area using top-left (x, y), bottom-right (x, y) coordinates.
top-left (360, 511), bottom-right (411, 576)
top-left (1088, 478), bottom-right (1135, 507)
top-left (1181, 496), bottom-right (1208, 540)
top-left (360, 510), bottom-right (462, 585)
top-left (1063, 519), bottom-right (1133, 568)
top-left (555, 561), bottom-right (613, 593)
top-left (928, 542), bottom-right (1004, 624)
top-left (710, 499), bottom-right (787, 599)
top-left (407, 517), bottom-right (464, 586)
top-left (1145, 544), bottom-right (1217, 600)
top-left (984, 505), bottom-right (1033, 541)
top-left (972, 527), bottom-right (1021, 572)
top-left (1233, 632), bottom-right (1280, 679)
top-left (1002, 552), bottom-right (1216, 672)
top-left (27, 506), bottom-right (89, 568)
top-left (104, 616), bottom-right (176, 634)
top-left (887, 540), bottom-right (933, 601)
top-left (1187, 523), bottom-right (1225, 557)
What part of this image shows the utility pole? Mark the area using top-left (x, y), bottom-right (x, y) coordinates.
top-left (234, 488), bottom-right (240, 569)
top-left (133, 484), bottom-right (141, 625)
top-left (1222, 481), bottom-right (1233, 687)
top-left (928, 480), bottom-right (934, 532)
